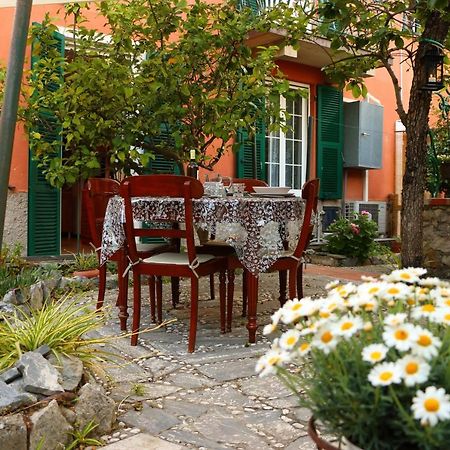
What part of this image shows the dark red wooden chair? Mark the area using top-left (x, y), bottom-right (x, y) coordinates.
top-left (83, 178), bottom-right (170, 330)
top-left (120, 174), bottom-right (227, 352)
top-left (226, 178), bottom-right (320, 332)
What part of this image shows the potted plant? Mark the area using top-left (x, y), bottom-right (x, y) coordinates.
top-left (257, 268), bottom-right (450, 449)
top-left (71, 252), bottom-right (100, 278)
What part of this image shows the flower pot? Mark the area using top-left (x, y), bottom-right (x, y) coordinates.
top-left (308, 417), bottom-right (363, 450)
top-left (73, 268), bottom-right (99, 278)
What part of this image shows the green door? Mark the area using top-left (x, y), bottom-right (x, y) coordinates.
top-left (28, 29), bottom-right (64, 256)
top-left (316, 85), bottom-right (343, 199)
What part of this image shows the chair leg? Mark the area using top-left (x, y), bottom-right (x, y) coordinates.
top-left (246, 272), bottom-right (259, 344)
top-left (156, 276), bottom-right (163, 324)
top-left (242, 271), bottom-right (247, 317)
top-left (117, 252), bottom-right (129, 331)
top-left (97, 263), bottom-right (107, 311)
top-left (278, 270), bottom-right (288, 307)
top-left (297, 263), bottom-right (304, 299)
top-left (149, 276), bottom-right (156, 323)
top-left (219, 271), bottom-right (226, 333)
top-left (288, 268), bottom-right (297, 300)
top-left (188, 277), bottom-right (199, 353)
top-left (209, 273), bottom-right (215, 300)
top-left (171, 277), bottom-right (180, 308)
top-left (131, 272), bottom-right (141, 346)
top-left (226, 269), bottom-right (235, 332)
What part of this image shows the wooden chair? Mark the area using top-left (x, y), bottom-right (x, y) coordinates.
top-left (83, 178), bottom-right (170, 330)
top-left (226, 178), bottom-right (320, 331)
top-left (120, 174), bottom-right (227, 352)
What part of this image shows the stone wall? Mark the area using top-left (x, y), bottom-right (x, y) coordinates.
top-left (423, 199), bottom-right (450, 278)
top-left (4, 191), bottom-right (27, 254)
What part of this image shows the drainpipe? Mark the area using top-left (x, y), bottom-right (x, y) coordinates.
top-left (0, 0), bottom-right (33, 249)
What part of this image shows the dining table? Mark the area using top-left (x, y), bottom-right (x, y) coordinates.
top-left (100, 193), bottom-right (305, 343)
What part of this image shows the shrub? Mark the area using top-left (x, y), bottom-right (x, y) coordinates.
top-left (326, 211), bottom-right (378, 262)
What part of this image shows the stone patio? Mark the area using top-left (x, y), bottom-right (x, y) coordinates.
top-left (84, 264), bottom-right (392, 449)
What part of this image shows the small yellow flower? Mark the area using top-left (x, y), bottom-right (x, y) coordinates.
top-left (411, 386), bottom-right (450, 426)
top-left (368, 362), bottom-right (402, 386)
top-left (362, 344), bottom-right (388, 364)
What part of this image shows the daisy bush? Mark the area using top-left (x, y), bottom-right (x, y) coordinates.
top-left (257, 268), bottom-right (450, 450)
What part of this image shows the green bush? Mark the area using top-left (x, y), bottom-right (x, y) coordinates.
top-left (326, 212), bottom-right (378, 262)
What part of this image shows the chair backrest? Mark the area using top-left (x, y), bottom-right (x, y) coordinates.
top-left (292, 178), bottom-right (320, 259)
top-left (120, 175), bottom-right (204, 264)
top-left (83, 178), bottom-right (120, 251)
top-left (232, 178), bottom-right (268, 193)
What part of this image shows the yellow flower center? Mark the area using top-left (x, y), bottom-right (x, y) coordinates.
top-left (299, 343), bottom-right (309, 352)
top-left (388, 288), bottom-right (400, 295)
top-left (268, 356), bottom-right (280, 366)
top-left (444, 299), bottom-right (450, 307)
top-left (421, 304), bottom-right (435, 313)
top-left (365, 303), bottom-right (375, 311)
top-left (395, 329), bottom-right (408, 340)
top-left (319, 311), bottom-right (330, 318)
top-left (321, 331), bottom-right (333, 343)
top-left (327, 303), bottom-right (337, 311)
top-left (405, 362), bottom-right (418, 375)
top-left (380, 371), bottom-right (393, 381)
top-left (444, 313), bottom-right (450, 321)
top-left (369, 287), bottom-right (379, 294)
top-left (424, 398), bottom-right (440, 412)
top-left (400, 273), bottom-right (411, 280)
top-left (418, 335), bottom-right (432, 347)
top-left (407, 298), bottom-right (415, 305)
top-left (286, 336), bottom-right (297, 346)
top-left (292, 303), bottom-right (302, 311)
top-left (371, 351), bottom-right (381, 360)
top-left (341, 322), bottom-right (353, 331)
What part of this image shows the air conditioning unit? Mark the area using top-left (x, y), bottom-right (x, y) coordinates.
top-left (344, 201), bottom-right (388, 235)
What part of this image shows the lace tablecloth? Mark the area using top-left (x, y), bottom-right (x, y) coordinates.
top-left (100, 196), bottom-right (305, 275)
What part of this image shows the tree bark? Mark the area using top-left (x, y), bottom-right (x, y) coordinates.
top-left (401, 11), bottom-right (450, 267)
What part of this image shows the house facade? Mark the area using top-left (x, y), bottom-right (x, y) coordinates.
top-left (0, 1), bottom-right (412, 256)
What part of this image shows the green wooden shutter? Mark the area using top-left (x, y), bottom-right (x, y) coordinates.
top-left (28, 29), bottom-right (64, 256)
top-left (316, 85), bottom-right (343, 199)
top-left (144, 124), bottom-right (180, 174)
top-left (236, 101), bottom-right (266, 180)
top-left (237, 0), bottom-right (260, 14)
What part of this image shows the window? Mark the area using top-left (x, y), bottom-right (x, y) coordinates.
top-left (265, 85), bottom-right (309, 191)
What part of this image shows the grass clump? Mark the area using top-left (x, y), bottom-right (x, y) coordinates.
top-left (0, 294), bottom-right (109, 371)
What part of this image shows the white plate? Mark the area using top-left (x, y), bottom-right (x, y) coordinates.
top-left (252, 186), bottom-right (292, 195)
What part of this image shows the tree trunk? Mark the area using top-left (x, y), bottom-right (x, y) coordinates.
top-left (401, 11), bottom-right (450, 267)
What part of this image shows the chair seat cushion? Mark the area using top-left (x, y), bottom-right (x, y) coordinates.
top-left (143, 252), bottom-right (215, 265)
top-left (136, 242), bottom-right (168, 252)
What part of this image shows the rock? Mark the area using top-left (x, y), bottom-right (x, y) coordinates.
top-left (0, 380), bottom-right (36, 413)
top-left (0, 301), bottom-right (15, 315)
top-left (29, 400), bottom-right (73, 450)
top-left (18, 352), bottom-right (64, 396)
top-left (59, 277), bottom-right (72, 290)
top-left (29, 282), bottom-right (44, 310)
top-left (60, 406), bottom-right (77, 425)
top-left (0, 367), bottom-right (21, 384)
top-left (48, 354), bottom-right (84, 391)
top-left (44, 274), bottom-right (62, 292)
top-left (101, 433), bottom-right (184, 450)
top-left (74, 383), bottom-right (116, 436)
top-left (0, 413), bottom-right (28, 450)
top-left (3, 289), bottom-right (24, 305)
top-left (35, 344), bottom-right (52, 358)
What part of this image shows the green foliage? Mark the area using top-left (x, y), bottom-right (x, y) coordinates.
top-left (71, 252), bottom-right (99, 271)
top-left (326, 212), bottom-right (379, 262)
top-left (0, 63), bottom-right (6, 108)
top-left (259, 269), bottom-right (450, 450)
top-left (0, 296), bottom-right (108, 370)
top-left (66, 420), bottom-right (103, 450)
top-left (23, 0), bottom-right (302, 187)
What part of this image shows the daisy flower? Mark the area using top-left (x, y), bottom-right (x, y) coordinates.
top-left (411, 303), bottom-right (438, 320)
top-left (311, 325), bottom-right (339, 354)
top-left (279, 329), bottom-right (301, 351)
top-left (382, 323), bottom-right (417, 352)
top-left (411, 386), bottom-right (450, 427)
top-left (270, 308), bottom-right (283, 327)
top-left (398, 355), bottom-right (431, 386)
top-left (381, 282), bottom-right (412, 302)
top-left (263, 323), bottom-right (277, 336)
top-left (325, 280), bottom-right (340, 290)
top-left (368, 362), bottom-right (402, 387)
top-left (411, 327), bottom-right (442, 360)
top-left (432, 307), bottom-right (450, 325)
top-left (384, 313), bottom-right (407, 327)
top-left (418, 277), bottom-right (443, 288)
top-left (331, 282), bottom-right (357, 299)
top-left (333, 314), bottom-right (363, 339)
top-left (362, 343), bottom-right (388, 364)
top-left (281, 297), bottom-right (317, 324)
top-left (255, 348), bottom-right (290, 377)
top-left (382, 267), bottom-right (426, 284)
top-left (297, 341), bottom-right (311, 356)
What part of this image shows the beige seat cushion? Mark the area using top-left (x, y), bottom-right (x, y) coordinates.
top-left (143, 252), bottom-right (215, 265)
top-left (136, 242), bottom-right (167, 252)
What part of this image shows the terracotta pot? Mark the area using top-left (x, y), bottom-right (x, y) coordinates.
top-left (308, 417), bottom-right (363, 450)
top-left (73, 268), bottom-right (99, 278)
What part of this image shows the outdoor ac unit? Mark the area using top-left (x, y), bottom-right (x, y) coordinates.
top-left (344, 201), bottom-right (388, 235)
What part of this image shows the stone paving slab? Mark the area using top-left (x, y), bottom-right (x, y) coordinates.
top-left (102, 433), bottom-right (186, 449)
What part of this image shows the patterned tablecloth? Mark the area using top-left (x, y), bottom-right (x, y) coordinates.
top-left (100, 195), bottom-right (305, 275)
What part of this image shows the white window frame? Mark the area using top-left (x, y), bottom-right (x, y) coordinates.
top-left (265, 82), bottom-right (310, 196)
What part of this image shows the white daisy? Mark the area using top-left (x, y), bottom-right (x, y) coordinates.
top-left (382, 323), bottom-right (417, 352)
top-left (281, 297), bottom-right (318, 324)
top-left (411, 327), bottom-right (442, 360)
top-left (333, 314), bottom-right (363, 339)
top-left (411, 303), bottom-right (438, 320)
top-left (362, 343), bottom-right (388, 364)
top-left (325, 280), bottom-right (340, 290)
top-left (279, 329), bottom-right (301, 351)
top-left (331, 282), bottom-right (357, 299)
top-left (418, 277), bottom-right (443, 288)
top-left (270, 308), bottom-right (283, 326)
top-left (297, 341), bottom-right (311, 356)
top-left (255, 348), bottom-right (289, 377)
top-left (384, 313), bottom-right (407, 327)
top-left (263, 323), bottom-right (277, 336)
top-left (398, 355), bottom-right (431, 386)
top-left (431, 307), bottom-right (450, 325)
top-left (311, 325), bottom-right (339, 354)
top-left (368, 362), bottom-right (402, 387)
top-left (382, 267), bottom-right (426, 284)
top-left (381, 282), bottom-right (412, 302)
top-left (411, 386), bottom-right (450, 427)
